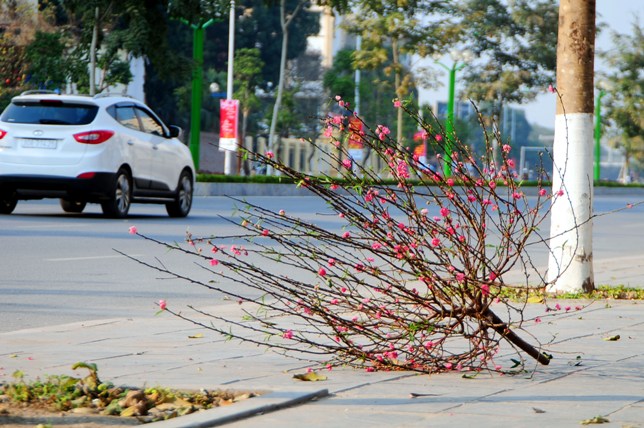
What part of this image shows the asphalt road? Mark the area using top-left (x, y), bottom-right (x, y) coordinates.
top-left (1, 194), bottom-right (642, 334)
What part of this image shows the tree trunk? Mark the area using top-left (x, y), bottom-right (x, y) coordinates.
top-left (392, 37), bottom-right (403, 145)
top-left (89, 6), bottom-right (99, 96)
top-left (547, 0), bottom-right (596, 293)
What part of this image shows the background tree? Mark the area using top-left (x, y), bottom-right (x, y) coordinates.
top-left (343, 0), bottom-right (456, 144)
top-left (457, 0), bottom-right (558, 117)
top-left (234, 47), bottom-right (264, 174)
top-left (601, 18), bottom-right (644, 181)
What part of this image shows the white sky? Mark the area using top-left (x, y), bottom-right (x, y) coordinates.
top-left (420, 1), bottom-right (643, 129)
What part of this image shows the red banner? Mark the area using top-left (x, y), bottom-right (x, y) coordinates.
top-left (219, 99), bottom-right (239, 151)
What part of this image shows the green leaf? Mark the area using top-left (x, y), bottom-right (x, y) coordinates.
top-left (293, 371), bottom-right (328, 382)
top-left (580, 415), bottom-right (610, 425)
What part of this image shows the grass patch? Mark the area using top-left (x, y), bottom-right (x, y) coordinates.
top-left (500, 285), bottom-right (644, 302)
top-left (0, 363), bottom-right (257, 424)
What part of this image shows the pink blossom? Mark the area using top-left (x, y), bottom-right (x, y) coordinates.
top-left (431, 238), bottom-right (440, 247)
top-left (128, 226), bottom-right (137, 235)
top-left (366, 367), bottom-right (375, 372)
top-left (393, 99), bottom-right (402, 108)
top-left (371, 242), bottom-right (382, 250)
top-left (262, 229), bottom-right (269, 236)
top-left (548, 84), bottom-right (555, 93)
top-left (330, 183), bottom-right (339, 190)
top-left (396, 160), bottom-right (410, 178)
top-left (283, 330), bottom-right (294, 339)
top-left (556, 189), bottom-right (564, 196)
top-left (535, 317), bottom-right (542, 324)
top-left (539, 188), bottom-right (547, 197)
top-left (507, 159), bottom-right (515, 168)
top-left (435, 134), bottom-right (443, 142)
top-left (444, 362), bottom-right (453, 370)
top-left (332, 115), bottom-right (343, 124)
top-left (421, 208), bottom-right (428, 216)
top-left (481, 284), bottom-right (490, 296)
top-left (328, 258), bottom-right (336, 266)
top-left (342, 158), bottom-right (352, 169)
top-left (279, 209), bottom-right (286, 215)
top-left (338, 212), bottom-right (345, 218)
top-left (488, 272), bottom-right (498, 281)
top-left (209, 258), bottom-right (219, 266)
top-left (502, 144), bottom-right (511, 153)
top-left (324, 126), bottom-right (333, 137)
top-left (555, 303), bottom-right (561, 311)
top-left (456, 272), bottom-right (465, 282)
top-left (266, 151), bottom-right (274, 159)
top-left (335, 95), bottom-right (342, 101)
top-left (565, 306), bottom-right (571, 312)
top-left (440, 207), bottom-right (449, 217)
top-left (318, 267), bottom-right (327, 277)
top-left (446, 178), bottom-right (455, 187)
top-left (158, 299), bottom-right (167, 310)
top-left (342, 231), bottom-right (351, 239)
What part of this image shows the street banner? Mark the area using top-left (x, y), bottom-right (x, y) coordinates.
top-left (219, 99), bottom-right (239, 151)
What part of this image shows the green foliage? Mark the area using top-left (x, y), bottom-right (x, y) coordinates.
top-left (24, 31), bottom-right (68, 90)
top-left (601, 18), bottom-right (644, 172)
top-left (457, 0), bottom-right (558, 109)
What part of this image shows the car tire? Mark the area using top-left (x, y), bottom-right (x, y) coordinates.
top-left (166, 171), bottom-right (193, 218)
top-left (101, 169), bottom-right (132, 218)
top-left (60, 199), bottom-right (87, 213)
top-left (0, 195), bottom-right (17, 214)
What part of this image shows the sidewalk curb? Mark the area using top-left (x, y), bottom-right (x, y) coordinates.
top-left (145, 389), bottom-right (329, 428)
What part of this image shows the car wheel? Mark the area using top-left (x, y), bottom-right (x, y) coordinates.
top-left (60, 199), bottom-right (87, 213)
top-left (0, 195), bottom-right (17, 214)
top-left (101, 169), bottom-right (132, 218)
top-left (166, 171), bottom-right (193, 218)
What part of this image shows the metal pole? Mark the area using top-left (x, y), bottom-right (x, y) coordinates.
top-left (224, 1), bottom-right (236, 175)
top-left (594, 89), bottom-right (604, 182)
top-left (444, 66), bottom-right (456, 178)
top-left (354, 35), bottom-right (361, 114)
top-left (188, 19), bottom-right (215, 171)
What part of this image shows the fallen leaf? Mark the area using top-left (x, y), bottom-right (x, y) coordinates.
top-left (580, 415), bottom-right (610, 425)
top-left (527, 295), bottom-right (544, 303)
top-left (293, 371), bottom-right (327, 382)
top-left (602, 335), bottom-right (620, 341)
top-left (188, 333), bottom-right (204, 339)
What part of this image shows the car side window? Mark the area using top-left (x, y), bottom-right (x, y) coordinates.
top-left (115, 106), bottom-right (140, 131)
top-left (136, 108), bottom-right (165, 137)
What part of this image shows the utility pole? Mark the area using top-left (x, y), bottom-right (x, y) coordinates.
top-left (547, 0), bottom-right (596, 293)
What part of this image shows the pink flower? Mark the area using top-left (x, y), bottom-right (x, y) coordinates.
top-left (535, 317), bottom-right (542, 324)
top-left (279, 209), bottom-right (286, 215)
top-left (266, 151), bottom-right (274, 159)
top-left (342, 231), bottom-right (351, 239)
top-left (444, 362), bottom-right (453, 370)
top-left (335, 95), bottom-right (342, 101)
top-left (556, 189), bottom-right (564, 196)
top-left (209, 258), bottom-right (219, 266)
top-left (158, 299), bottom-right (167, 310)
top-left (393, 99), bottom-right (402, 108)
top-left (328, 258), bottom-right (336, 266)
top-left (283, 330), bottom-right (294, 339)
top-left (371, 242), bottom-right (382, 250)
top-left (318, 267), bottom-right (327, 277)
top-left (481, 284), bottom-right (490, 296)
top-left (548, 84), bottom-right (555, 93)
top-left (456, 272), bottom-right (465, 282)
top-left (502, 144), bottom-right (511, 153)
top-left (446, 178), bottom-right (455, 187)
top-left (342, 158), bottom-right (352, 169)
top-left (324, 126), bottom-right (333, 137)
top-left (332, 115), bottom-right (343, 124)
top-left (366, 367), bottom-right (375, 372)
top-left (440, 207), bottom-right (449, 217)
top-left (431, 238), bottom-right (440, 247)
top-left (262, 229), bottom-right (269, 236)
top-left (330, 183), bottom-right (339, 190)
top-left (539, 188), bottom-right (547, 197)
top-left (488, 272), bottom-right (498, 281)
top-left (128, 226), bottom-right (138, 235)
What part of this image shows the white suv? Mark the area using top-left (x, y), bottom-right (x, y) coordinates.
top-left (0, 91), bottom-right (195, 218)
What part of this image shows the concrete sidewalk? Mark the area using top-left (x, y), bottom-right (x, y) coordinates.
top-left (1, 297), bottom-right (643, 427)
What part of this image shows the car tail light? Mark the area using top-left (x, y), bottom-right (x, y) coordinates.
top-left (77, 172), bottom-right (96, 179)
top-left (74, 130), bottom-right (114, 144)
top-left (0, 129), bottom-right (6, 139)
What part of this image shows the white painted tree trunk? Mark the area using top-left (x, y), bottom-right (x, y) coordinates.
top-left (547, 0), bottom-right (596, 293)
top-left (547, 113), bottom-right (595, 292)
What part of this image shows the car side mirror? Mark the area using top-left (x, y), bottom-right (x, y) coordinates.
top-left (168, 125), bottom-right (183, 140)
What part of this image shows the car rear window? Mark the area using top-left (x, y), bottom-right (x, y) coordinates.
top-left (0, 101), bottom-right (98, 125)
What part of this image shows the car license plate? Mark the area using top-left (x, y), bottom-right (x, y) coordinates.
top-left (20, 139), bottom-right (58, 149)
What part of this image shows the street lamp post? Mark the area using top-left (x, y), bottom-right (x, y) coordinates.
top-left (594, 89), bottom-right (605, 182)
top-left (435, 51), bottom-right (471, 178)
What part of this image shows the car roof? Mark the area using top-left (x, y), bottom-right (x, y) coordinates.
top-left (11, 92), bottom-right (143, 107)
